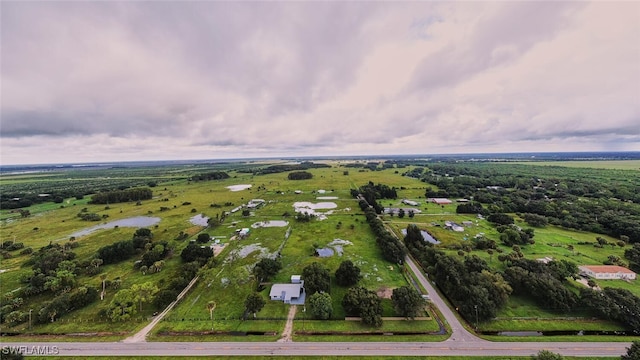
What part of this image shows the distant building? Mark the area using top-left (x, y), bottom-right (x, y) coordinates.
top-left (579, 265), bottom-right (636, 280)
top-left (246, 199), bottom-right (266, 209)
top-left (402, 199), bottom-right (419, 206)
top-left (236, 228), bottom-right (250, 239)
top-left (429, 198), bottom-right (452, 205)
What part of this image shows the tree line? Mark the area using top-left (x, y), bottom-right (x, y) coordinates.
top-left (417, 163), bottom-right (640, 243)
top-left (90, 187), bottom-right (153, 204)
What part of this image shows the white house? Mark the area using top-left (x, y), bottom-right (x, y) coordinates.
top-left (269, 278), bottom-right (305, 305)
top-left (579, 265), bottom-right (636, 280)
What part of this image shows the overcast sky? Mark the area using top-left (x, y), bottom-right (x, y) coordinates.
top-left (1, 1), bottom-right (639, 165)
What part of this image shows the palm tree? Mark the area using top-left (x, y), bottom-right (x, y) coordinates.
top-left (100, 274), bottom-right (107, 300)
top-left (207, 301), bottom-right (217, 330)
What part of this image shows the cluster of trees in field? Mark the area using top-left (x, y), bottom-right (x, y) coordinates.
top-left (90, 187), bottom-right (152, 204)
top-left (238, 161), bottom-right (330, 175)
top-left (0, 241), bottom-right (99, 326)
top-left (352, 181), bottom-right (398, 214)
top-left (406, 223), bottom-right (640, 331)
top-left (288, 171), bottom-right (313, 180)
top-left (417, 163), bottom-right (640, 243)
top-left (0, 172), bottom-right (165, 210)
top-left (0, 226), bottom-right (212, 327)
top-left (190, 171), bottom-right (230, 181)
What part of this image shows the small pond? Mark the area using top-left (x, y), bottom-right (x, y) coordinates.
top-left (227, 184), bottom-right (252, 191)
top-left (190, 214), bottom-right (210, 226)
top-left (251, 220), bottom-right (289, 228)
top-left (293, 202), bottom-right (337, 210)
top-left (70, 216), bottom-right (161, 238)
top-left (316, 238), bottom-right (353, 257)
top-left (401, 228), bottom-right (440, 245)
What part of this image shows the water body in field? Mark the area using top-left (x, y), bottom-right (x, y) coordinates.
top-left (401, 229), bottom-right (440, 245)
top-left (70, 216), bottom-right (161, 238)
top-left (227, 184), bottom-right (252, 191)
top-left (251, 220), bottom-right (289, 228)
top-left (293, 202), bottom-right (338, 221)
top-left (190, 214), bottom-right (210, 226)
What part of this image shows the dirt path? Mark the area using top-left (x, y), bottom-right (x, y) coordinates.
top-left (277, 305), bottom-right (297, 342)
top-left (122, 276), bottom-right (199, 343)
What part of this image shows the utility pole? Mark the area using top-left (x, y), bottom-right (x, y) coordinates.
top-left (474, 304), bottom-right (478, 332)
top-left (29, 309), bottom-right (33, 330)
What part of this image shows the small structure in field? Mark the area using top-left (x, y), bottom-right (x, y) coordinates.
top-left (269, 276), bottom-right (306, 305)
top-left (579, 265), bottom-right (636, 280)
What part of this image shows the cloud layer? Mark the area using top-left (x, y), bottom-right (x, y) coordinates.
top-left (1, 2), bottom-right (639, 164)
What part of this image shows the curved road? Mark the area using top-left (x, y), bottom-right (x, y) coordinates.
top-left (405, 255), bottom-right (481, 343)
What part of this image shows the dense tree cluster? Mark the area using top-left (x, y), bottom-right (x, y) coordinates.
top-left (580, 287), bottom-right (640, 333)
top-left (335, 260), bottom-right (361, 287)
top-left (302, 262), bottom-right (331, 295)
top-left (180, 243), bottom-right (214, 265)
top-left (252, 258), bottom-right (282, 283)
top-left (352, 181), bottom-right (398, 214)
top-left (90, 187), bottom-right (152, 204)
top-left (152, 261), bottom-right (201, 311)
top-left (391, 286), bottom-right (425, 319)
top-left (308, 292), bottom-right (333, 320)
top-left (417, 163), bottom-right (640, 243)
top-left (497, 225), bottom-right (535, 246)
top-left (190, 171), bottom-right (230, 181)
top-left (239, 162), bottom-right (330, 175)
top-left (502, 258), bottom-right (578, 312)
top-left (288, 171), bottom-right (313, 180)
top-left (244, 293), bottom-right (266, 319)
top-left (625, 243), bottom-right (640, 272)
top-left (96, 228), bottom-right (154, 265)
top-left (456, 202), bottom-right (487, 215)
top-left (407, 237), bottom-right (510, 322)
top-left (341, 286), bottom-right (383, 327)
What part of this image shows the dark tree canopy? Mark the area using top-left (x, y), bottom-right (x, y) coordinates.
top-left (180, 243), bottom-right (214, 265)
top-left (487, 213), bottom-right (515, 226)
top-left (288, 171), bottom-right (313, 180)
top-left (342, 286), bottom-right (382, 327)
top-left (253, 258), bottom-right (282, 283)
top-left (302, 262), bottom-right (331, 295)
top-left (244, 293), bottom-right (265, 318)
top-left (391, 286), bottom-right (425, 319)
top-left (622, 341), bottom-right (640, 360)
top-left (308, 292), bottom-right (333, 320)
top-left (90, 187), bottom-right (152, 204)
top-left (191, 171), bottom-right (230, 181)
top-left (335, 260), bottom-right (361, 287)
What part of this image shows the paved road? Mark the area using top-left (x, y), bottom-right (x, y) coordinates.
top-left (405, 255), bottom-right (481, 343)
top-left (122, 276), bottom-right (200, 343)
top-left (1, 340), bottom-right (630, 357)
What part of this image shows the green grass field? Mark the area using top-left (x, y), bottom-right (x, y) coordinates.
top-left (1, 162), bottom-right (638, 342)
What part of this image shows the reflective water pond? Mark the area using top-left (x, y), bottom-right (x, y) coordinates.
top-left (70, 216), bottom-right (161, 238)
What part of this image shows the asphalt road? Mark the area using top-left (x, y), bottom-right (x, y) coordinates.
top-left (1, 340), bottom-right (631, 357)
top-left (405, 255), bottom-right (481, 343)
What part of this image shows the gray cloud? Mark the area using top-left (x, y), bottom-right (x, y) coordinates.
top-left (1, 1), bottom-right (638, 164)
